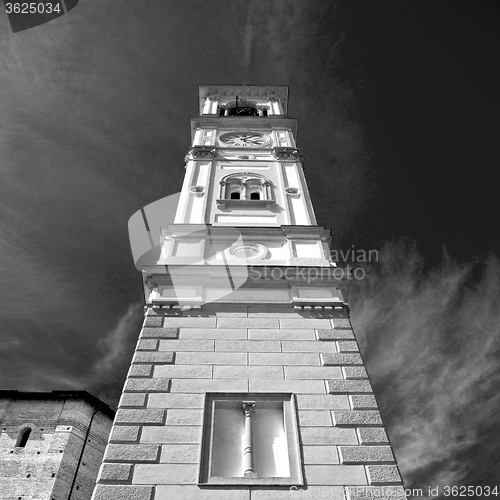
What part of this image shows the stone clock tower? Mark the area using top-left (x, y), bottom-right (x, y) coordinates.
top-left (92, 85), bottom-right (407, 500)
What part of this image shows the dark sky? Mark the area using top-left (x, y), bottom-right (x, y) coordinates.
top-left (1, 1), bottom-right (499, 497)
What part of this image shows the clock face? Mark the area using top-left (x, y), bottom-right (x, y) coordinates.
top-left (219, 132), bottom-right (269, 147)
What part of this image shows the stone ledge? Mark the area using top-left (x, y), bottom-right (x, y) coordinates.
top-left (143, 316), bottom-right (163, 327)
top-left (140, 327), bottom-right (179, 339)
top-left (132, 351), bottom-right (175, 364)
top-left (332, 318), bottom-right (352, 328)
top-left (317, 329), bottom-right (355, 341)
top-left (350, 395), bottom-right (378, 410)
top-left (92, 484), bottom-right (153, 500)
top-left (128, 365), bottom-right (154, 378)
top-left (339, 446), bottom-right (395, 464)
top-left (109, 426), bottom-right (140, 443)
top-left (124, 378), bottom-right (171, 393)
top-left (115, 409), bottom-right (166, 425)
top-left (337, 341), bottom-right (359, 352)
top-left (327, 380), bottom-right (373, 395)
top-left (366, 465), bottom-right (403, 485)
top-left (357, 428), bottom-right (389, 445)
top-left (343, 366), bottom-right (368, 379)
top-left (136, 339), bottom-right (158, 351)
top-left (119, 393), bottom-right (147, 408)
top-left (332, 410), bottom-right (383, 427)
top-left (322, 353), bottom-right (363, 366)
top-left (98, 463), bottom-right (132, 482)
top-left (104, 444), bottom-right (160, 463)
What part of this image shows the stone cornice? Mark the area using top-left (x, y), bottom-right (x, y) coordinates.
top-left (142, 264), bottom-right (351, 289)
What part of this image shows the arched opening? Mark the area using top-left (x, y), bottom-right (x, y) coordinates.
top-left (225, 99), bottom-right (259, 117)
top-left (220, 173), bottom-right (273, 202)
top-left (16, 427), bottom-right (32, 448)
top-left (220, 105), bottom-right (268, 117)
top-left (247, 180), bottom-right (263, 200)
top-left (228, 181), bottom-right (243, 200)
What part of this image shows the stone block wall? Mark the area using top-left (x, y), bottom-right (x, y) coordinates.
top-left (94, 305), bottom-right (407, 500)
top-left (0, 391), bottom-right (113, 500)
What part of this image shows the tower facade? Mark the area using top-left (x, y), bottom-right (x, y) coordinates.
top-left (93, 85), bottom-right (407, 500)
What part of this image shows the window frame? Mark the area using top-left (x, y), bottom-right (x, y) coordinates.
top-left (217, 173), bottom-right (276, 209)
top-left (198, 392), bottom-right (304, 486)
top-left (15, 426), bottom-right (32, 448)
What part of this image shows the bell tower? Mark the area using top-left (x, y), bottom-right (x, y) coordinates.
top-left (93, 85), bottom-right (407, 500)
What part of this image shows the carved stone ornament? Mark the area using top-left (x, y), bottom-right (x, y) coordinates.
top-left (190, 186), bottom-right (205, 195)
top-left (185, 147), bottom-right (218, 161)
top-left (267, 96), bottom-right (279, 102)
top-left (208, 96), bottom-right (219, 101)
top-left (272, 147), bottom-right (300, 161)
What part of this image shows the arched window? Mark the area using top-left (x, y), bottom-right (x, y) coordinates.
top-left (219, 105), bottom-right (269, 117)
top-left (219, 173), bottom-right (274, 203)
top-left (16, 427), bottom-right (32, 448)
top-left (247, 180), bottom-right (262, 200)
top-left (227, 181), bottom-right (243, 199)
top-left (224, 98), bottom-right (259, 117)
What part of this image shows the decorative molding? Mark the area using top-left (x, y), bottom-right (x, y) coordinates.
top-left (185, 146), bottom-right (218, 161)
top-left (216, 199), bottom-right (276, 209)
top-left (228, 243), bottom-right (268, 261)
top-left (190, 186), bottom-right (205, 195)
top-left (272, 147), bottom-right (300, 161)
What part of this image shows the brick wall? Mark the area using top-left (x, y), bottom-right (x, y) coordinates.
top-left (94, 305), bottom-right (407, 500)
top-left (0, 393), bottom-right (113, 500)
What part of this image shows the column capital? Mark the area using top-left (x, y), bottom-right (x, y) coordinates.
top-left (242, 402), bottom-right (255, 416)
top-left (185, 146), bottom-right (218, 161)
top-left (272, 147), bottom-right (300, 161)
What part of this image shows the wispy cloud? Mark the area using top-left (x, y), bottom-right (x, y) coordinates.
top-left (90, 302), bottom-right (143, 380)
top-left (351, 240), bottom-right (500, 493)
top-left (84, 302), bottom-right (144, 405)
top-left (242, 1), bottom-right (255, 69)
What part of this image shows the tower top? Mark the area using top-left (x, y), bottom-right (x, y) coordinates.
top-left (198, 84), bottom-right (289, 116)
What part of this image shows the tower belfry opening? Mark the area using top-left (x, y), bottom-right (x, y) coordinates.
top-left (93, 84), bottom-right (407, 500)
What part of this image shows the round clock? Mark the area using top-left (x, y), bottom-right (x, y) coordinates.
top-left (219, 132), bottom-right (270, 147)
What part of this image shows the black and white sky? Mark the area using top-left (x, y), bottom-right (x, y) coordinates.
top-left (1, 1), bottom-right (499, 497)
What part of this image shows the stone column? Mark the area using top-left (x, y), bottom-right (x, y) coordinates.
top-left (242, 402), bottom-right (257, 478)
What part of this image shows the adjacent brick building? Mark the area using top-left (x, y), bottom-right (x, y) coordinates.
top-left (0, 391), bottom-right (114, 500)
